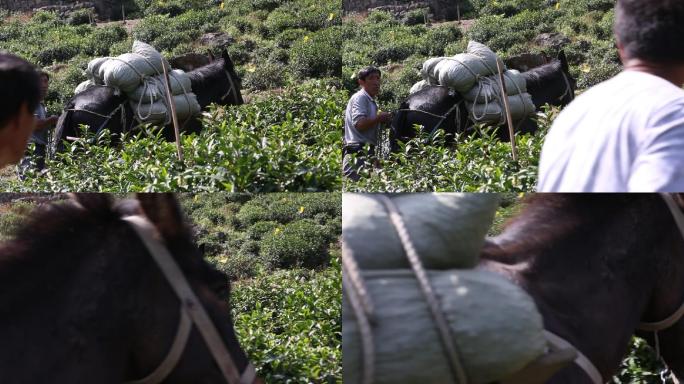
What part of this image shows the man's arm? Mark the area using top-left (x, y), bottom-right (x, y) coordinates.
top-left (355, 113), bottom-right (392, 132)
top-left (34, 115), bottom-right (58, 131)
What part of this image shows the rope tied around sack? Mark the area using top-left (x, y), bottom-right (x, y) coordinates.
top-left (377, 195), bottom-right (469, 384)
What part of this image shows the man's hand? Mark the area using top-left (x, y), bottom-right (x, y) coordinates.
top-left (377, 111), bottom-right (392, 123)
top-left (355, 112), bottom-right (393, 131)
top-left (35, 115), bottom-right (59, 131)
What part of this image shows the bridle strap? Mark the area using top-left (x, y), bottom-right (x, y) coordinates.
top-left (122, 215), bottom-right (252, 384)
top-left (221, 69), bottom-right (237, 103)
top-left (543, 331), bottom-right (603, 384)
top-left (637, 194), bottom-right (684, 332)
top-left (124, 307), bottom-right (192, 384)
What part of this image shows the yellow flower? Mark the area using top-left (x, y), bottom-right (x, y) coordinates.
top-left (299, 206), bottom-right (305, 214)
top-left (518, 192), bottom-right (525, 199)
top-left (328, 13), bottom-right (335, 21)
top-left (303, 35), bottom-right (310, 43)
top-left (581, 63), bottom-right (591, 73)
top-left (274, 227), bottom-right (281, 234)
top-left (555, 2), bottom-right (560, 10)
top-left (218, 256), bottom-right (228, 264)
top-left (246, 64), bottom-right (256, 73)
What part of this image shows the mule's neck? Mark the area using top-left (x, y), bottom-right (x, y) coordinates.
top-left (479, 195), bottom-right (680, 382)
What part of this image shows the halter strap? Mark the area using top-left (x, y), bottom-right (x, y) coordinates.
top-left (122, 215), bottom-right (254, 384)
top-left (637, 194), bottom-right (684, 332)
top-left (221, 69), bottom-right (238, 102)
top-left (543, 331), bottom-right (603, 384)
top-left (124, 307), bottom-right (192, 384)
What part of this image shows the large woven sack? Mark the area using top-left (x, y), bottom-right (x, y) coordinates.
top-left (463, 69), bottom-right (527, 102)
top-left (408, 80), bottom-right (431, 95)
top-left (343, 269), bottom-right (547, 384)
top-left (86, 57), bottom-right (109, 84)
top-left (424, 41), bottom-right (501, 93)
top-left (129, 70), bottom-right (193, 102)
top-left (420, 57), bottom-right (444, 85)
top-left (132, 93), bottom-right (201, 124)
top-left (99, 41), bottom-right (167, 93)
top-left (342, 193), bottom-right (499, 269)
top-left (467, 92), bottom-right (535, 124)
top-left (74, 80), bottom-right (96, 94)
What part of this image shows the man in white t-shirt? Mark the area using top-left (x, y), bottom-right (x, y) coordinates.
top-left (537, 0), bottom-right (684, 192)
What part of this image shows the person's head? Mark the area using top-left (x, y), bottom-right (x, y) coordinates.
top-left (357, 66), bottom-right (382, 98)
top-left (0, 53), bottom-right (41, 167)
top-left (614, 0), bottom-right (684, 64)
top-left (38, 71), bottom-right (50, 100)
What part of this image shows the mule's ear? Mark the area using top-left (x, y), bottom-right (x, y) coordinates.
top-left (136, 193), bottom-right (186, 240)
top-left (207, 50), bottom-right (215, 63)
top-left (221, 49), bottom-right (235, 72)
top-left (558, 50), bottom-right (569, 73)
top-left (69, 193), bottom-right (113, 212)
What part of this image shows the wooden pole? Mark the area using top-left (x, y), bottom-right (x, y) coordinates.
top-left (162, 62), bottom-right (184, 162)
top-left (121, 3), bottom-right (125, 23)
top-left (496, 58), bottom-right (518, 161)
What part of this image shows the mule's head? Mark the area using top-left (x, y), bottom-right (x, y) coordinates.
top-left (557, 50), bottom-right (576, 105)
top-left (187, 50), bottom-right (244, 109)
top-left (71, 194), bottom-right (260, 384)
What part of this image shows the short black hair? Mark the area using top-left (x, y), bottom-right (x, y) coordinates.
top-left (614, 0), bottom-right (684, 63)
top-left (0, 53), bottom-right (41, 128)
top-left (357, 66), bottom-right (381, 81)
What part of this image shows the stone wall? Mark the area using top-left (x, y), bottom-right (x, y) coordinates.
top-left (343, 0), bottom-right (462, 20)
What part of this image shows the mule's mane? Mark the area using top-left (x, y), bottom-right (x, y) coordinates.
top-left (485, 194), bottom-right (675, 272)
top-left (0, 197), bottom-right (125, 313)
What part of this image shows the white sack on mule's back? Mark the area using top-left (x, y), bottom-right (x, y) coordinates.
top-left (343, 269), bottom-right (547, 384)
top-left (98, 41), bottom-right (168, 93)
top-left (342, 193), bottom-right (499, 270)
top-left (463, 69), bottom-right (527, 102)
top-left (128, 70), bottom-right (193, 102)
top-left (132, 92), bottom-right (201, 124)
top-left (467, 92), bottom-right (535, 124)
top-left (423, 41), bottom-right (502, 93)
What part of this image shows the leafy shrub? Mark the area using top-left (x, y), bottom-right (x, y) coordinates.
top-left (243, 61), bottom-right (287, 91)
top-left (36, 43), bottom-right (79, 65)
top-left (67, 9), bottom-right (93, 25)
top-left (289, 27), bottom-right (341, 78)
top-left (402, 8), bottom-right (429, 26)
top-left (259, 219), bottom-right (332, 269)
top-left (232, 265), bottom-right (341, 383)
top-left (246, 221), bottom-right (279, 240)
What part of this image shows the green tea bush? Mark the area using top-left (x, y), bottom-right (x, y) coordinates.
top-left (243, 60), bottom-right (287, 90)
top-left (246, 221), bottom-right (280, 240)
top-left (67, 9), bottom-right (93, 26)
top-left (402, 8), bottom-right (429, 26)
top-left (259, 219), bottom-right (331, 269)
top-left (8, 80), bottom-right (344, 192)
top-left (289, 27), bottom-right (342, 78)
top-left (264, 0), bottom-right (339, 35)
top-left (232, 264), bottom-right (341, 382)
